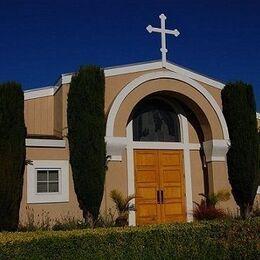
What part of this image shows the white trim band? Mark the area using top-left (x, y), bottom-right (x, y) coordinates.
top-left (24, 87), bottom-right (55, 100)
top-left (26, 139), bottom-right (66, 148)
top-left (105, 61), bottom-right (162, 77)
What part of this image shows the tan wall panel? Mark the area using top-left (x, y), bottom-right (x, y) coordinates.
top-left (19, 165), bottom-right (82, 225)
top-left (26, 146), bottom-right (69, 160)
top-left (207, 161), bottom-right (237, 212)
top-left (190, 151), bottom-right (204, 205)
top-left (25, 96), bottom-right (54, 136)
top-left (199, 81), bottom-right (222, 108)
top-left (105, 69), bottom-right (166, 113)
top-left (101, 150), bottom-right (128, 215)
top-left (61, 84), bottom-right (70, 135)
top-left (25, 100), bottom-right (35, 133)
top-left (188, 121), bottom-right (200, 143)
top-left (54, 87), bottom-right (63, 137)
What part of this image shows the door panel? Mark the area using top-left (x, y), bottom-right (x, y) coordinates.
top-left (135, 149), bottom-right (186, 225)
top-left (159, 151), bottom-right (186, 223)
top-left (135, 150), bottom-right (161, 224)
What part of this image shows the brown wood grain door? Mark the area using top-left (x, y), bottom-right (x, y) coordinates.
top-left (134, 149), bottom-right (186, 225)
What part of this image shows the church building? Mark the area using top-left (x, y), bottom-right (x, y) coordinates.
top-left (20, 14), bottom-right (260, 225)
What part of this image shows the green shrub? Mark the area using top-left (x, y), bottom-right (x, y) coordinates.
top-left (0, 82), bottom-right (26, 231)
top-left (222, 82), bottom-right (259, 219)
top-left (67, 65), bottom-right (106, 222)
top-left (193, 190), bottom-right (230, 221)
top-left (0, 219), bottom-right (259, 259)
top-left (193, 200), bottom-right (227, 221)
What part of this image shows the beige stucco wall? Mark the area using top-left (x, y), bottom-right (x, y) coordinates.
top-left (25, 96), bottom-right (54, 136)
top-left (199, 81), bottom-right (223, 108)
top-left (21, 67), bottom-right (240, 224)
top-left (207, 161), bottom-right (237, 212)
top-left (54, 87), bottom-right (63, 137)
top-left (101, 150), bottom-right (128, 215)
top-left (105, 69), bottom-right (165, 113)
top-left (20, 145), bottom-right (82, 225)
top-left (190, 150), bottom-right (204, 206)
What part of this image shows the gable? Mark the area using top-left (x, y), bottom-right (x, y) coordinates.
top-left (23, 60), bottom-right (259, 138)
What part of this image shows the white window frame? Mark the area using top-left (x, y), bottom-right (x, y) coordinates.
top-left (27, 160), bottom-right (69, 203)
top-left (36, 168), bottom-right (60, 193)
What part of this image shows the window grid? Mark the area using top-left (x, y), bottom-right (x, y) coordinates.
top-left (36, 169), bottom-right (59, 193)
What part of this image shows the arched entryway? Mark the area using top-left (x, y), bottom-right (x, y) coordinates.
top-left (129, 95), bottom-right (186, 224)
top-left (105, 71), bottom-right (230, 226)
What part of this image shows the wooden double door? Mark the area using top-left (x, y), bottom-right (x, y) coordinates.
top-left (134, 149), bottom-right (186, 225)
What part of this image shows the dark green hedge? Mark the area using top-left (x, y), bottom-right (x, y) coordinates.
top-left (222, 82), bottom-right (259, 219)
top-left (0, 82), bottom-right (26, 231)
top-left (67, 65), bottom-right (106, 221)
top-left (0, 219), bottom-right (259, 259)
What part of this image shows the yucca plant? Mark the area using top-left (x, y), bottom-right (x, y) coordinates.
top-left (200, 189), bottom-right (230, 208)
top-left (193, 190), bottom-right (230, 221)
top-left (110, 189), bottom-right (135, 226)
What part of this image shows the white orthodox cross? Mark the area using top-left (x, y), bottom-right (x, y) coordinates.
top-left (146, 14), bottom-right (180, 67)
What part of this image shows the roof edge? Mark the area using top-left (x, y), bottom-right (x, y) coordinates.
top-left (23, 59), bottom-right (227, 100)
top-left (257, 112), bottom-right (260, 120)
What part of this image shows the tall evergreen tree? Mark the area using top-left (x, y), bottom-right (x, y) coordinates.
top-left (0, 82), bottom-right (26, 231)
top-left (221, 81), bottom-right (259, 219)
top-left (67, 65), bottom-right (106, 221)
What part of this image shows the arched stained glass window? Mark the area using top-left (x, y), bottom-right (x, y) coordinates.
top-left (132, 98), bottom-right (180, 142)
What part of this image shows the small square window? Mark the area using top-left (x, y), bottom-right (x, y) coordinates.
top-left (27, 160), bottom-right (69, 204)
top-left (36, 169), bottom-right (60, 193)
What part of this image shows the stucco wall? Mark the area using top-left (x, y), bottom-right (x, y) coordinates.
top-left (25, 96), bottom-right (54, 136)
top-left (21, 67), bottom-right (240, 224)
top-left (20, 145), bottom-right (82, 225)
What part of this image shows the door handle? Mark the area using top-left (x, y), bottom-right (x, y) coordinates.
top-left (157, 190), bottom-right (160, 204)
top-left (160, 190), bottom-right (164, 204)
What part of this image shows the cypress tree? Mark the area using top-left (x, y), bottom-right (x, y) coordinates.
top-left (0, 82), bottom-right (26, 231)
top-left (221, 82), bottom-right (259, 219)
top-left (67, 65), bottom-right (106, 221)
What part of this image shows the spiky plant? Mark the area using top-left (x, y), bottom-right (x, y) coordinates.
top-left (193, 190), bottom-right (230, 221)
top-left (199, 189), bottom-right (231, 208)
top-left (110, 189), bottom-right (135, 226)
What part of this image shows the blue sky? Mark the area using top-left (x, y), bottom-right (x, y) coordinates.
top-left (0, 0), bottom-right (259, 110)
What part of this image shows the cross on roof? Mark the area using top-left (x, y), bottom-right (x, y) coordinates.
top-left (146, 14), bottom-right (180, 67)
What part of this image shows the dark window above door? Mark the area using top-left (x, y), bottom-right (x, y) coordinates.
top-left (133, 98), bottom-right (180, 142)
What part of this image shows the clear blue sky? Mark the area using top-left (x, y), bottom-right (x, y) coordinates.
top-left (0, 0), bottom-right (259, 110)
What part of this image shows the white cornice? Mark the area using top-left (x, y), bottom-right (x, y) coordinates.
top-left (165, 62), bottom-right (225, 89)
top-left (24, 60), bottom-right (227, 101)
top-left (60, 73), bottom-right (74, 85)
top-left (257, 112), bottom-right (260, 120)
top-left (24, 87), bottom-right (55, 100)
top-left (104, 61), bottom-right (162, 77)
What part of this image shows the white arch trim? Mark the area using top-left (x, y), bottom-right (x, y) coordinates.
top-left (106, 71), bottom-right (229, 141)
